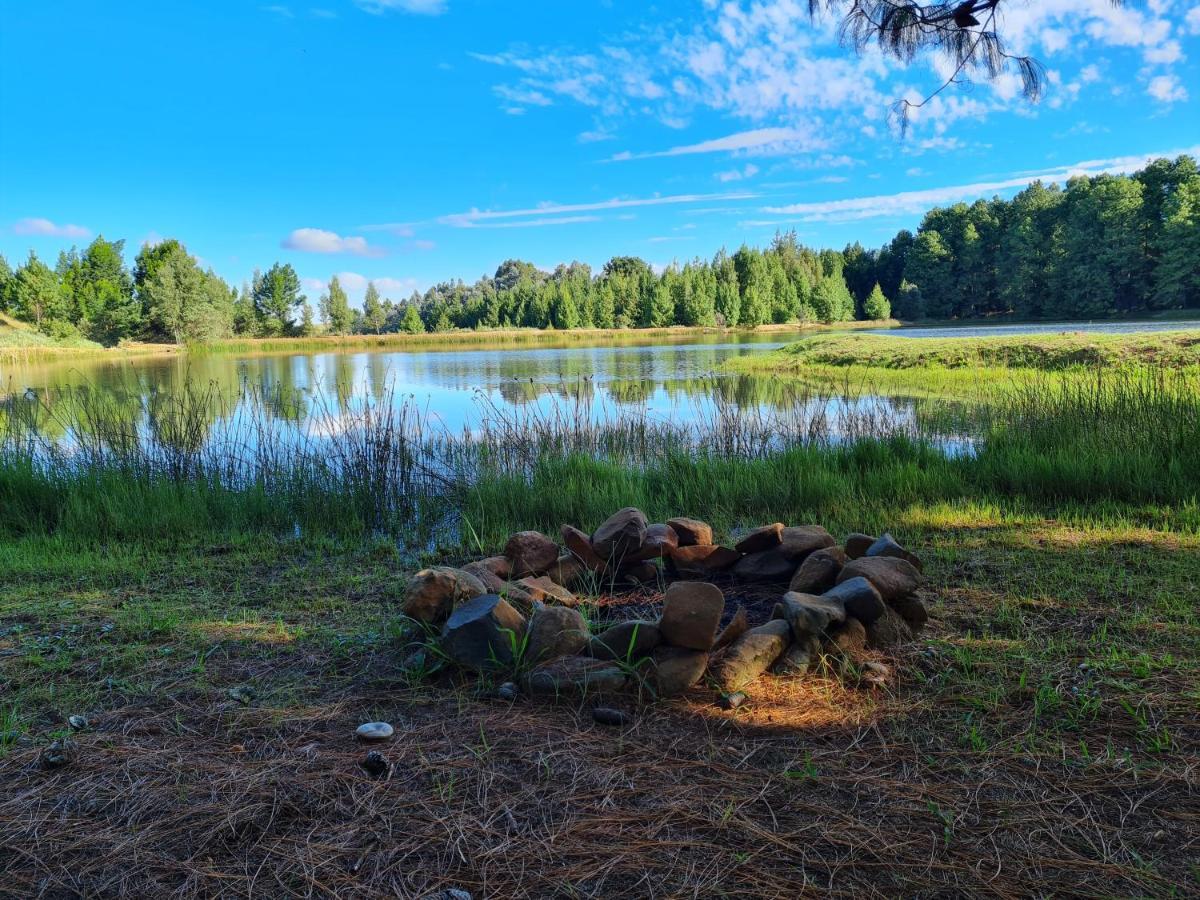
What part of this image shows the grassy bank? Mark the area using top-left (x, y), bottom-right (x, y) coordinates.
top-left (0, 312), bottom-right (179, 362)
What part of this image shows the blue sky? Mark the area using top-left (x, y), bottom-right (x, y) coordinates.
top-left (3, 0), bottom-right (1200, 303)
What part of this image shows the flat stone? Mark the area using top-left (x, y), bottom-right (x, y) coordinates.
top-left (631, 523), bottom-right (679, 560)
top-left (733, 522), bottom-right (784, 554)
top-left (440, 594), bottom-right (527, 672)
top-left (732, 547), bottom-right (798, 583)
top-left (838, 556), bottom-right (921, 602)
top-left (778, 525), bottom-right (836, 561)
top-left (356, 721), bottom-right (394, 741)
top-left (667, 517), bottom-right (713, 547)
top-left (864, 606), bottom-right (914, 650)
top-left (772, 592), bottom-right (846, 641)
top-left (461, 561), bottom-right (505, 594)
top-left (667, 544), bottom-right (742, 577)
top-left (523, 656), bottom-right (628, 697)
top-left (560, 524), bottom-right (605, 571)
top-left (588, 619), bottom-right (661, 661)
top-left (525, 604), bottom-right (589, 664)
top-left (712, 620), bottom-right (790, 692)
top-left (591, 507), bottom-right (648, 562)
top-left (642, 646), bottom-right (709, 698)
top-left (822, 576), bottom-right (886, 625)
top-left (712, 606), bottom-right (749, 652)
top-left (504, 531), bottom-right (560, 578)
top-left (658, 581), bottom-right (725, 650)
top-left (402, 567), bottom-right (487, 625)
top-left (517, 575), bottom-right (578, 607)
top-left (789, 547), bottom-right (847, 594)
top-left (844, 532), bottom-right (876, 559)
top-left (865, 532), bottom-right (923, 572)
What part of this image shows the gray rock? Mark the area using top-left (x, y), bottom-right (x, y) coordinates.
top-left (732, 547), bottom-right (798, 583)
top-left (712, 620), bottom-right (791, 692)
top-left (591, 707), bottom-right (631, 727)
top-left (67, 714), bottom-right (89, 730)
top-left (778, 525), bottom-right (836, 561)
top-left (864, 606), bottom-right (914, 650)
top-left (772, 637), bottom-right (819, 676)
top-left (356, 721), bottom-right (394, 741)
top-left (496, 681), bottom-right (519, 701)
top-left (844, 532), bottom-right (876, 559)
top-left (658, 581), bottom-right (725, 650)
top-left (504, 531), bottom-right (560, 578)
top-left (642, 646), bottom-right (709, 697)
top-left (789, 547), bottom-right (847, 594)
top-left (666, 516), bottom-right (713, 547)
top-left (712, 606), bottom-right (749, 652)
top-left (822, 576), bottom-right (886, 625)
top-left (733, 522), bottom-right (784, 554)
top-left (717, 691), bottom-right (747, 710)
top-left (40, 739), bottom-right (74, 769)
top-left (525, 604), bottom-right (589, 665)
top-left (826, 617), bottom-right (867, 655)
top-left (403, 567), bottom-right (488, 624)
top-left (523, 656), bottom-right (628, 697)
top-left (772, 591), bottom-right (846, 641)
top-left (361, 750), bottom-right (389, 777)
top-left (440, 594), bottom-right (527, 672)
top-left (865, 532), bottom-right (923, 572)
top-left (228, 685), bottom-right (256, 705)
top-left (591, 507), bottom-right (648, 562)
top-left (890, 594), bottom-right (930, 630)
top-left (588, 619), bottom-right (661, 661)
top-left (838, 556), bottom-right (921, 602)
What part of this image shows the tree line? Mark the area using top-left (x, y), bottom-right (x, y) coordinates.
top-left (1, 156), bottom-right (1196, 346)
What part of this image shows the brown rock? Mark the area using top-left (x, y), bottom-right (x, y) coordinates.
top-left (822, 576), bottom-right (885, 625)
top-left (667, 517), bottom-right (713, 547)
top-left (525, 604), bottom-right (589, 664)
top-left (504, 531), bottom-right (560, 577)
top-left (712, 606), bottom-right (749, 652)
top-left (642, 646), bottom-right (709, 697)
top-left (864, 607), bottom-right (913, 650)
top-left (772, 591), bottom-right (846, 641)
top-left (659, 581), bottom-right (725, 650)
top-left (461, 561), bottom-right (505, 595)
top-left (733, 522), bottom-right (784, 554)
top-left (517, 576), bottom-right (578, 607)
top-left (560, 524), bottom-right (605, 571)
top-left (667, 544), bottom-right (742, 577)
top-left (618, 561), bottom-right (661, 584)
top-left (838, 556), bottom-right (921, 602)
top-left (523, 656), bottom-right (628, 696)
top-left (778, 525), bottom-right (836, 561)
top-left (440, 594), bottom-right (526, 672)
top-left (865, 532), bottom-right (924, 572)
top-left (402, 567), bottom-right (487, 625)
top-left (826, 617), bottom-right (867, 655)
top-left (712, 620), bottom-right (790, 692)
top-left (890, 594), bottom-right (929, 630)
top-left (844, 532), bottom-right (876, 559)
top-left (501, 582), bottom-right (534, 615)
top-left (789, 547), bottom-right (847, 594)
top-left (591, 507), bottom-right (648, 561)
top-left (732, 547), bottom-right (798, 583)
top-left (588, 619), bottom-right (661, 661)
top-left (546, 554), bottom-right (590, 588)
top-left (631, 523), bottom-right (679, 561)
top-left (771, 636), bottom-right (819, 676)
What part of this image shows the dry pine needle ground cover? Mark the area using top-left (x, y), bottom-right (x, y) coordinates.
top-left (1, 513), bottom-right (1197, 898)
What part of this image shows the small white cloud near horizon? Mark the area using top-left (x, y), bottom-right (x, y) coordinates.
top-left (304, 272), bottom-right (421, 302)
top-left (12, 217), bottom-right (91, 239)
top-left (439, 190), bottom-right (757, 228)
top-left (1147, 74), bottom-right (1188, 104)
top-left (283, 227), bottom-right (385, 257)
top-left (610, 127), bottom-right (824, 162)
top-left (354, 0), bottom-right (446, 15)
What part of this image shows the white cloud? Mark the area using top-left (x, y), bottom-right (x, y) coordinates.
top-left (611, 127), bottom-right (824, 162)
top-left (354, 0), bottom-right (446, 14)
top-left (12, 217), bottom-right (91, 239)
top-left (716, 163), bottom-right (760, 182)
top-left (307, 272), bottom-right (421, 301)
top-left (1188, 4), bottom-right (1200, 34)
top-left (1147, 74), bottom-right (1188, 103)
top-left (462, 215), bottom-right (603, 229)
top-left (262, 5), bottom-right (293, 17)
top-left (283, 228), bottom-right (385, 257)
top-left (439, 190), bottom-right (756, 227)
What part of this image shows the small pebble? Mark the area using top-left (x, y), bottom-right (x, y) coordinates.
top-left (360, 750), bottom-right (389, 778)
top-left (496, 682), bottom-right (519, 702)
top-left (717, 692), bottom-right (747, 710)
top-left (355, 721), bottom-right (394, 741)
top-left (228, 685), bottom-right (256, 705)
top-left (40, 739), bottom-right (74, 769)
top-left (591, 707), bottom-right (630, 727)
top-left (67, 714), bottom-right (89, 730)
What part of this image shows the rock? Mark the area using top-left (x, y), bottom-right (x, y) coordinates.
top-left (772, 637), bottom-right (819, 676)
top-left (497, 681), bottom-right (519, 701)
top-left (618, 561), bottom-right (661, 584)
top-left (844, 532), bottom-right (876, 559)
top-left (712, 607), bottom-right (749, 652)
top-left (504, 531), bottom-right (560, 577)
top-left (827, 617), bottom-right (867, 655)
top-left (789, 547), bottom-right (847, 594)
top-left (591, 507), bottom-right (648, 561)
top-left (461, 561), bottom-right (505, 594)
top-left (523, 656), bottom-right (628, 696)
top-left (40, 739), bottom-right (74, 769)
top-left (228, 685), bottom-right (256, 705)
top-left (860, 660), bottom-right (892, 690)
top-left (839, 556), bottom-right (921, 602)
top-left (733, 522), bottom-right (784, 554)
top-left (717, 691), bottom-right (747, 710)
top-left (890, 594), bottom-right (929, 630)
top-left (865, 532), bottom-right (923, 572)
top-left (431, 890), bottom-right (472, 900)
top-left (525, 604), bottom-right (589, 664)
top-left (592, 707), bottom-right (631, 727)
top-left (822, 576), bottom-right (886, 625)
top-left (772, 592), bottom-right (846, 640)
top-left (67, 714), bottom-right (89, 730)
top-left (778, 525), bottom-right (836, 561)
top-left (356, 721), bottom-right (394, 741)
top-left (403, 567), bottom-right (488, 624)
top-left (631, 523), bottom-right (679, 560)
top-left (560, 524), bottom-right (605, 571)
top-left (516, 576), bottom-right (578, 607)
top-left (440, 594), bottom-right (527, 672)
top-left (360, 751), bottom-right (389, 778)
top-left (732, 547), bottom-right (798, 583)
top-left (865, 607), bottom-right (914, 650)
top-left (501, 582), bottom-right (535, 614)
top-left (642, 646), bottom-right (709, 698)
top-left (659, 581), bottom-right (725, 650)
top-left (546, 554), bottom-right (589, 588)
top-left (588, 619), bottom-right (661, 661)
top-left (712, 620), bottom-right (791, 692)
top-left (667, 544), bottom-right (741, 577)
top-left (475, 555), bottom-right (512, 579)
top-left (667, 517), bottom-right (713, 547)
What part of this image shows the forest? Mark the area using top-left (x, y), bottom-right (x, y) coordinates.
top-left (1, 156), bottom-right (1196, 346)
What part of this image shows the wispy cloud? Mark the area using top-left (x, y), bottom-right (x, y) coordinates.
top-left (12, 217), bottom-right (91, 239)
top-left (262, 4), bottom-right (293, 17)
top-left (354, 0), bottom-right (446, 14)
top-left (716, 163), bottom-right (759, 183)
top-left (611, 127), bottom-right (823, 162)
top-left (283, 227), bottom-right (386, 257)
top-left (439, 191), bottom-right (756, 227)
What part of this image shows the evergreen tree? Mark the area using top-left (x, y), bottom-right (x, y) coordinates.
top-left (401, 302), bottom-right (424, 334)
top-left (1152, 178), bottom-right (1200, 309)
top-left (320, 275), bottom-right (352, 334)
top-left (13, 252), bottom-right (68, 332)
top-left (863, 282), bottom-right (891, 319)
top-left (252, 262), bottom-right (304, 335)
top-left (362, 281), bottom-right (386, 333)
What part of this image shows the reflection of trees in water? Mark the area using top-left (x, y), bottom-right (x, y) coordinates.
top-left (606, 378), bottom-right (656, 405)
